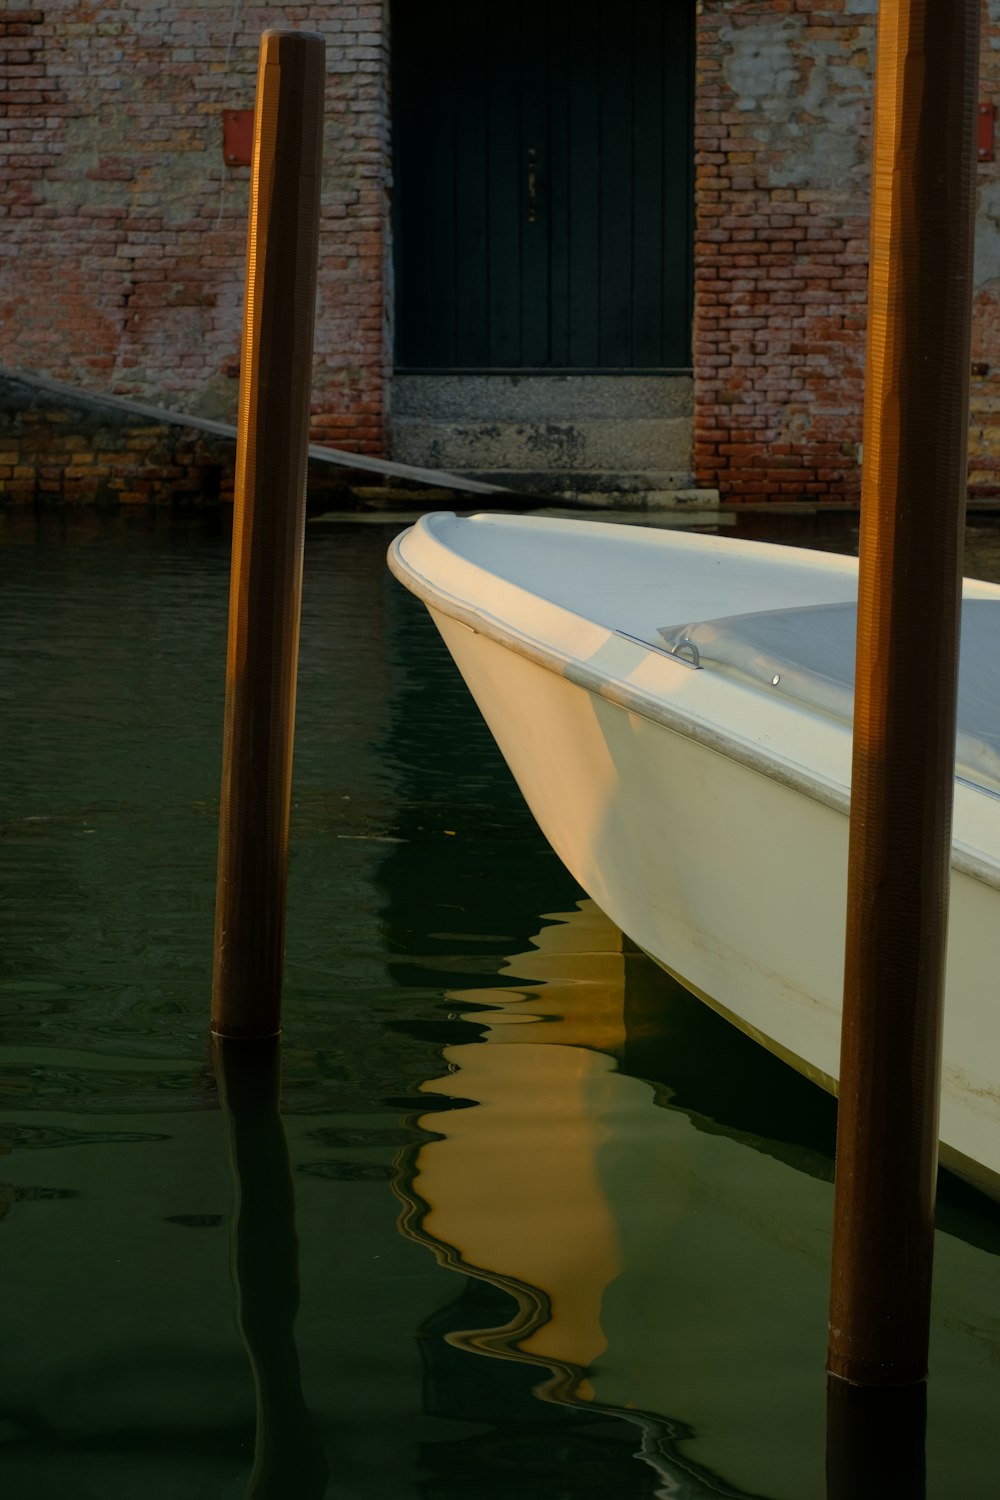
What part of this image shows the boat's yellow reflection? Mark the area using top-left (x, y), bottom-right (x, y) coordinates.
top-left (396, 900), bottom-right (1000, 1499)
top-left (410, 904), bottom-right (627, 1396)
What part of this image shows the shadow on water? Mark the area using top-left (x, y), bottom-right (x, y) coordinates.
top-left (213, 1039), bottom-right (328, 1499)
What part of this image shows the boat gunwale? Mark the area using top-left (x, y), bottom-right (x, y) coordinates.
top-left (388, 520), bottom-right (1000, 894)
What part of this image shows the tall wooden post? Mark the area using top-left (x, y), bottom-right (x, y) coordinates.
top-left (212, 30), bottom-right (325, 1039)
top-left (827, 0), bottom-right (979, 1386)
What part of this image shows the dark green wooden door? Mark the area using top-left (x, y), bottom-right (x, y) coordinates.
top-left (391, 0), bottom-right (694, 373)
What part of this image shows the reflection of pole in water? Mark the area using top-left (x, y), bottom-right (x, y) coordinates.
top-left (215, 1039), bottom-right (329, 1499)
top-left (826, 1378), bottom-right (925, 1500)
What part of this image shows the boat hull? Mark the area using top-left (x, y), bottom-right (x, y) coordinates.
top-left (430, 606), bottom-right (1000, 1198)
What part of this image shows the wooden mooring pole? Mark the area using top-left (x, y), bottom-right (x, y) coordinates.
top-left (212, 30), bottom-right (325, 1039)
top-left (826, 1379), bottom-right (926, 1500)
top-left (827, 0), bottom-right (979, 1390)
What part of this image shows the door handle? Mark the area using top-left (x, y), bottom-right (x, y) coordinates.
top-left (527, 147), bottom-right (537, 223)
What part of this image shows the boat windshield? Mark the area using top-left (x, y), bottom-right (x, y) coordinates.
top-left (659, 599), bottom-right (1000, 795)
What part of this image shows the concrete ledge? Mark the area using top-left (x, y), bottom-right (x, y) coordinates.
top-left (559, 488), bottom-right (720, 511)
top-left (392, 372), bottom-right (694, 420)
top-left (441, 470), bottom-right (719, 510)
top-left (390, 373), bottom-right (697, 496)
top-left (392, 416), bottom-right (694, 473)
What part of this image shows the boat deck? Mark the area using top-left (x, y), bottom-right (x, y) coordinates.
top-left (445, 511), bottom-right (860, 640)
top-left (659, 599), bottom-right (1000, 794)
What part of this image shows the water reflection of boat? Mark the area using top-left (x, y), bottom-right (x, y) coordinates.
top-left (397, 901), bottom-right (1000, 1499)
top-left (388, 512), bottom-right (1000, 1196)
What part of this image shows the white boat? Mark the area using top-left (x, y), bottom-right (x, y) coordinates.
top-left (388, 511), bottom-right (1000, 1198)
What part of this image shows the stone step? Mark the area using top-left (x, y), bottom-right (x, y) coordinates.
top-left (392, 372), bottom-right (693, 421)
top-left (390, 415), bottom-right (693, 475)
top-left (435, 469), bottom-right (714, 509)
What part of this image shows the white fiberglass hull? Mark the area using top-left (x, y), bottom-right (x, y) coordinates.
top-left (388, 512), bottom-right (1000, 1196)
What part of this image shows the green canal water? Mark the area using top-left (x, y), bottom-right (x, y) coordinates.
top-left (4, 508), bottom-right (1000, 1498)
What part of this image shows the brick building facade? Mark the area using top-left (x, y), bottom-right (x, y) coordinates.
top-left (2, 0), bottom-right (1000, 505)
top-left (695, 0), bottom-right (1000, 504)
top-left (694, 2), bottom-right (873, 503)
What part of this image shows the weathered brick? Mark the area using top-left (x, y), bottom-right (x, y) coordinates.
top-left (0, 0), bottom-right (388, 499)
top-left (692, 1), bottom-right (878, 500)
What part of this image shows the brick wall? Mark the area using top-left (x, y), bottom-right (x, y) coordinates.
top-left (694, 0), bottom-right (1000, 505)
top-left (694, 1), bottom-right (875, 504)
top-left (0, 1), bottom-right (389, 459)
top-left (0, 372), bottom-right (381, 506)
top-left (971, 0), bottom-right (1000, 496)
top-left (8, 1), bottom-right (1000, 507)
top-left (0, 392), bottom-right (228, 506)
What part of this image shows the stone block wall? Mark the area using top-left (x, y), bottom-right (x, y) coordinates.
top-left (0, 0), bottom-right (389, 456)
top-left (695, 0), bottom-right (1000, 504)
